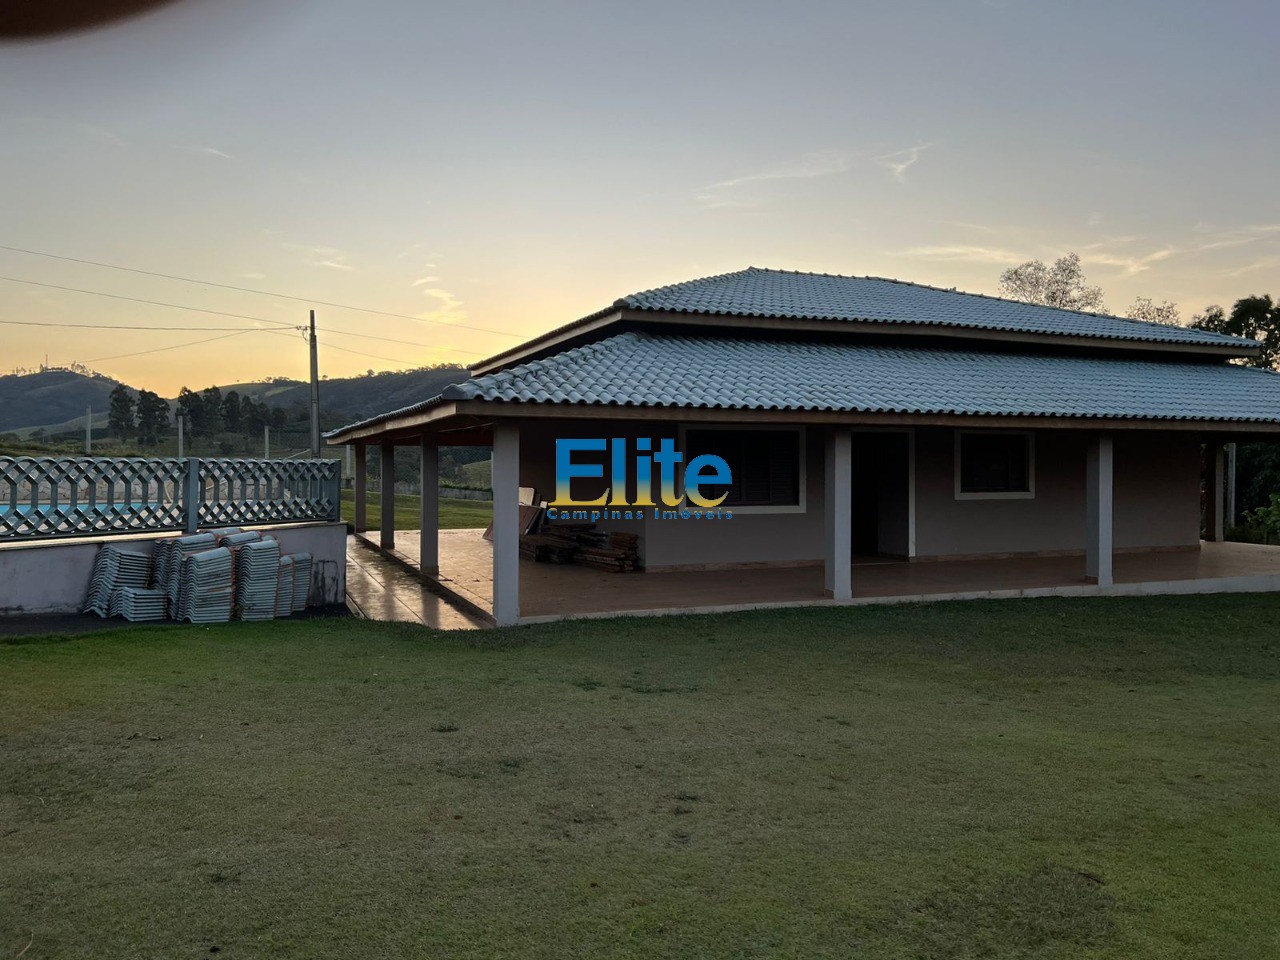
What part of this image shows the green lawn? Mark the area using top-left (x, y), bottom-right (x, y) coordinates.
top-left (339, 488), bottom-right (491, 530)
top-left (3, 596), bottom-right (1280, 958)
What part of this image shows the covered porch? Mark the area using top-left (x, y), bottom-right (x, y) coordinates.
top-left (337, 408), bottom-right (1263, 626)
top-left (351, 527), bottom-right (1280, 625)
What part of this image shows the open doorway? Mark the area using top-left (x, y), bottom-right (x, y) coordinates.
top-left (850, 431), bottom-right (911, 561)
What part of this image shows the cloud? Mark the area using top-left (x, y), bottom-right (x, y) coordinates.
top-left (1080, 247), bottom-right (1175, 275)
top-left (875, 142), bottom-right (935, 183)
top-left (411, 276), bottom-right (441, 287)
top-left (1185, 223), bottom-right (1280, 254)
top-left (20, 117), bottom-right (126, 147)
top-left (285, 242), bottom-right (355, 271)
top-left (696, 149), bottom-right (856, 207)
top-left (414, 287), bottom-right (467, 327)
top-left (899, 244), bottom-right (1026, 265)
top-left (172, 144), bottom-right (236, 161)
top-left (1225, 255), bottom-right (1280, 278)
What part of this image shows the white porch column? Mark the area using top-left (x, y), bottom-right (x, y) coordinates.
top-left (419, 431), bottom-right (439, 574)
top-left (1085, 434), bottom-right (1114, 586)
top-left (1205, 441), bottom-right (1226, 541)
top-left (1226, 442), bottom-right (1238, 529)
top-left (824, 427), bottom-right (853, 601)
top-left (380, 443), bottom-right (396, 550)
top-left (353, 444), bottom-right (367, 534)
top-left (491, 422), bottom-right (520, 626)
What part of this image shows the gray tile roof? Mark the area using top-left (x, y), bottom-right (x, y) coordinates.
top-left (434, 331), bottom-right (1280, 423)
top-left (616, 267), bottom-right (1250, 349)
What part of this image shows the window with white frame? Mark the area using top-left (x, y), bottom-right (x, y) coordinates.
top-left (682, 427), bottom-right (803, 510)
top-left (955, 431), bottom-right (1034, 499)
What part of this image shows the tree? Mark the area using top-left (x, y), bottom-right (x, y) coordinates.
top-left (136, 390), bottom-right (170, 445)
top-left (107, 384), bottom-right (135, 439)
top-left (1126, 297), bottom-right (1180, 326)
top-left (199, 386), bottom-right (224, 434)
top-left (221, 390), bottom-right (243, 431)
top-left (176, 387), bottom-right (204, 436)
top-left (1191, 295), bottom-right (1280, 370)
top-left (998, 253), bottom-right (1106, 312)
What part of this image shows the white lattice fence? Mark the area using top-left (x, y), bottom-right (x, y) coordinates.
top-left (0, 456), bottom-right (187, 539)
top-left (0, 456), bottom-right (340, 541)
top-left (196, 458), bottom-right (341, 528)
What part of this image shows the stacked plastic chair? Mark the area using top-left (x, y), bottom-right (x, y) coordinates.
top-left (176, 546), bottom-right (235, 624)
top-left (235, 538), bottom-right (281, 621)
top-left (275, 555), bottom-right (295, 618)
top-left (110, 586), bottom-right (168, 622)
top-left (84, 546), bottom-right (152, 617)
top-left (290, 552), bottom-right (312, 614)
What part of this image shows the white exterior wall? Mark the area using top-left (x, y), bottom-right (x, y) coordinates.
top-left (913, 428), bottom-right (1200, 558)
top-left (516, 420), bottom-right (1203, 571)
top-left (0, 521), bottom-right (347, 617)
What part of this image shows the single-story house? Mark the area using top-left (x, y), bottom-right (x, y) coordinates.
top-left (327, 267), bottom-right (1280, 626)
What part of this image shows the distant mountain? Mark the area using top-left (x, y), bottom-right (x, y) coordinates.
top-left (0, 364), bottom-right (471, 437)
top-left (218, 365), bottom-right (471, 425)
top-left (0, 369), bottom-right (124, 433)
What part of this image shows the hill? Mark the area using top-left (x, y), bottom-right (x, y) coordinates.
top-left (0, 369), bottom-right (123, 433)
top-left (217, 366), bottom-right (470, 424)
top-left (0, 365), bottom-right (470, 438)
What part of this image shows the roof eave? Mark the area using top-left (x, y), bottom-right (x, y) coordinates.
top-left (471, 306), bottom-right (624, 375)
top-left (471, 307), bottom-right (1258, 375)
top-left (326, 397), bottom-right (1280, 442)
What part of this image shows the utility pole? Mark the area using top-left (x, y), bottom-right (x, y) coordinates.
top-left (308, 309), bottom-right (321, 459)
top-left (177, 414), bottom-right (185, 458)
top-left (264, 425), bottom-right (270, 459)
top-left (85, 405), bottom-right (91, 454)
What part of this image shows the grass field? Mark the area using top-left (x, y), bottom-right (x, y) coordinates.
top-left (3, 595), bottom-right (1280, 958)
top-left (339, 488), bottom-right (490, 531)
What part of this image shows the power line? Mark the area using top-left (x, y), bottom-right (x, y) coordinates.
top-left (259, 328), bottom-right (436, 367)
top-left (0, 318), bottom-right (264, 331)
top-left (323, 326), bottom-right (483, 355)
top-left (1, 276), bottom-right (483, 355)
top-left (82, 330), bottom-right (258, 363)
top-left (0, 242), bottom-right (525, 339)
top-left (0, 276), bottom-right (296, 328)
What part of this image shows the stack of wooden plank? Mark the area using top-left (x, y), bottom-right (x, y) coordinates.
top-left (519, 527), bottom-right (584, 563)
top-left (575, 531), bottom-right (640, 572)
top-left (518, 524), bottom-right (640, 572)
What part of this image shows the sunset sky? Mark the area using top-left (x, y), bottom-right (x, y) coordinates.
top-left (1, 0), bottom-right (1277, 395)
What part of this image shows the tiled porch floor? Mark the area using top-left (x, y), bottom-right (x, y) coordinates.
top-left (345, 536), bottom-right (488, 629)
top-left (348, 529), bottom-right (1280, 626)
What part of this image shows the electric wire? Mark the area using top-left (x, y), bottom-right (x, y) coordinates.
top-left (0, 243), bottom-right (525, 338)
